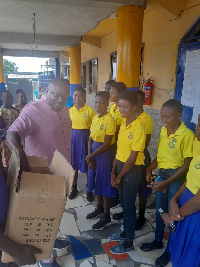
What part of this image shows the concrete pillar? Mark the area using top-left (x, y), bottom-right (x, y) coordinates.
top-left (69, 46), bottom-right (81, 97)
top-left (117, 5), bottom-right (144, 91)
top-left (0, 55), bottom-right (5, 90)
top-left (55, 58), bottom-right (60, 77)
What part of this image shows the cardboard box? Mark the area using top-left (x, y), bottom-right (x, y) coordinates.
top-left (2, 149), bottom-right (74, 263)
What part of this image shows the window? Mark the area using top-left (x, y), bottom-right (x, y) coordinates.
top-left (89, 58), bottom-right (98, 93)
top-left (110, 52), bottom-right (117, 80)
top-left (181, 17), bottom-right (200, 43)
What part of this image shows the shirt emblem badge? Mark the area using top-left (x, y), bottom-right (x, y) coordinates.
top-left (195, 162), bottom-right (200, 169)
top-left (128, 131), bottom-right (133, 139)
top-left (100, 124), bottom-right (105, 130)
top-left (83, 113), bottom-right (87, 118)
top-left (169, 138), bottom-right (177, 149)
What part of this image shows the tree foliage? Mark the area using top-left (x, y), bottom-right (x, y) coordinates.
top-left (3, 59), bottom-right (18, 73)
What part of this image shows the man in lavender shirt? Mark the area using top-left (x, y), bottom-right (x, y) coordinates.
top-left (6, 77), bottom-right (72, 267)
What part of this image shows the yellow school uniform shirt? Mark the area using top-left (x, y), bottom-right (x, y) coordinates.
top-left (138, 111), bottom-right (154, 135)
top-left (187, 138), bottom-right (200, 195)
top-left (69, 104), bottom-right (96, 129)
top-left (157, 122), bottom-right (195, 169)
top-left (107, 102), bottom-right (114, 112)
top-left (109, 103), bottom-right (123, 126)
top-left (116, 118), bottom-right (146, 165)
top-left (90, 112), bottom-right (116, 144)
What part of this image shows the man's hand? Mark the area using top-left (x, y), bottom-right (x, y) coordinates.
top-left (13, 244), bottom-right (42, 266)
top-left (170, 199), bottom-right (183, 221)
top-left (85, 154), bottom-right (93, 165)
top-left (146, 168), bottom-right (153, 182)
top-left (111, 174), bottom-right (117, 187)
top-left (88, 161), bottom-right (96, 171)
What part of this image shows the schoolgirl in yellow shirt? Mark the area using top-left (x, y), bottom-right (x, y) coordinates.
top-left (109, 91), bottom-right (146, 254)
top-left (69, 86), bottom-right (95, 201)
top-left (162, 114), bottom-right (200, 267)
top-left (141, 99), bottom-right (195, 267)
top-left (85, 91), bottom-right (116, 231)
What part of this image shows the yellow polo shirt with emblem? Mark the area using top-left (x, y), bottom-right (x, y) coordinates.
top-left (138, 111), bottom-right (154, 135)
top-left (157, 122), bottom-right (195, 169)
top-left (107, 102), bottom-right (114, 112)
top-left (116, 118), bottom-right (146, 165)
top-left (69, 104), bottom-right (96, 129)
top-left (109, 103), bottom-right (123, 126)
top-left (187, 138), bottom-right (200, 194)
top-left (90, 112), bottom-right (116, 144)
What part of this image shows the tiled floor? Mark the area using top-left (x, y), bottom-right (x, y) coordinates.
top-left (0, 173), bottom-right (172, 267)
top-left (55, 173), bottom-right (172, 267)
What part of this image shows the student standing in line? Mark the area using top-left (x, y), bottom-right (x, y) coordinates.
top-left (161, 114), bottom-right (200, 267)
top-left (109, 91), bottom-right (146, 254)
top-left (69, 86), bottom-right (96, 201)
top-left (105, 80), bottom-right (115, 111)
top-left (109, 82), bottom-right (127, 209)
top-left (0, 90), bottom-right (19, 168)
top-left (140, 99), bottom-right (195, 267)
top-left (14, 89), bottom-right (27, 112)
top-left (113, 90), bottom-right (154, 228)
top-left (86, 91), bottom-right (116, 230)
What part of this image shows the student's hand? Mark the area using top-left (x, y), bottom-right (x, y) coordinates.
top-left (170, 199), bottom-right (183, 221)
top-left (161, 213), bottom-right (174, 226)
top-left (150, 181), bottom-right (166, 192)
top-left (13, 244), bottom-right (42, 266)
top-left (116, 176), bottom-right (122, 186)
top-left (85, 154), bottom-right (93, 165)
top-left (88, 161), bottom-right (96, 171)
top-left (111, 174), bottom-right (117, 187)
top-left (146, 168), bottom-right (153, 182)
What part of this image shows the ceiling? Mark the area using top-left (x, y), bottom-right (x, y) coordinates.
top-left (0, 0), bottom-right (146, 57)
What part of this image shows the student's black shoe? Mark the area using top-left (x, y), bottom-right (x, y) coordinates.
top-left (110, 199), bottom-right (121, 209)
top-left (155, 251), bottom-right (171, 267)
top-left (112, 212), bottom-right (123, 220)
top-left (69, 185), bottom-right (78, 200)
top-left (135, 216), bottom-right (146, 231)
top-left (87, 191), bottom-right (93, 202)
top-left (92, 214), bottom-right (111, 230)
top-left (140, 240), bottom-right (163, 252)
top-left (86, 205), bottom-right (104, 220)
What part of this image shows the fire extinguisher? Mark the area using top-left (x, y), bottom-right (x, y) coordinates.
top-left (143, 77), bottom-right (153, 105)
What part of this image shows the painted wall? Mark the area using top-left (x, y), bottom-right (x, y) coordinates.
top-left (81, 0), bottom-right (200, 110)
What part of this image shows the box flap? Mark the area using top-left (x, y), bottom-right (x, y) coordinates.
top-left (49, 150), bottom-right (74, 195)
top-left (20, 172), bottom-right (66, 196)
top-left (7, 148), bottom-right (21, 193)
top-left (27, 156), bottom-right (48, 168)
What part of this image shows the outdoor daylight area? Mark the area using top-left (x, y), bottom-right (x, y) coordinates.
top-left (0, 0), bottom-right (200, 267)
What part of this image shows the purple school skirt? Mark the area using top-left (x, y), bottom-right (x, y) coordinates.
top-left (169, 187), bottom-right (200, 267)
top-left (71, 129), bottom-right (90, 173)
top-left (87, 141), bottom-right (116, 198)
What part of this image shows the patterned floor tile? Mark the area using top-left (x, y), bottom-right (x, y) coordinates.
top-left (79, 259), bottom-right (92, 267)
top-left (135, 221), bottom-right (153, 237)
top-left (117, 261), bottom-right (134, 267)
top-left (95, 256), bottom-right (112, 267)
top-left (65, 195), bottom-right (88, 209)
top-left (56, 254), bottom-right (76, 267)
top-left (96, 254), bottom-right (110, 264)
top-left (83, 239), bottom-right (104, 255)
top-left (128, 232), bottom-right (168, 265)
top-left (103, 242), bottom-right (129, 261)
top-left (59, 212), bottom-right (80, 236)
top-left (75, 204), bottom-right (100, 232)
top-left (69, 236), bottom-right (92, 260)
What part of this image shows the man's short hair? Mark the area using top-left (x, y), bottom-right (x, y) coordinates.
top-left (49, 78), bottom-right (70, 87)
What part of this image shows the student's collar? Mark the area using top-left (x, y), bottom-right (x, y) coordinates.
top-left (75, 103), bottom-right (86, 112)
top-left (125, 117), bottom-right (140, 128)
top-left (162, 121), bottom-right (186, 138)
